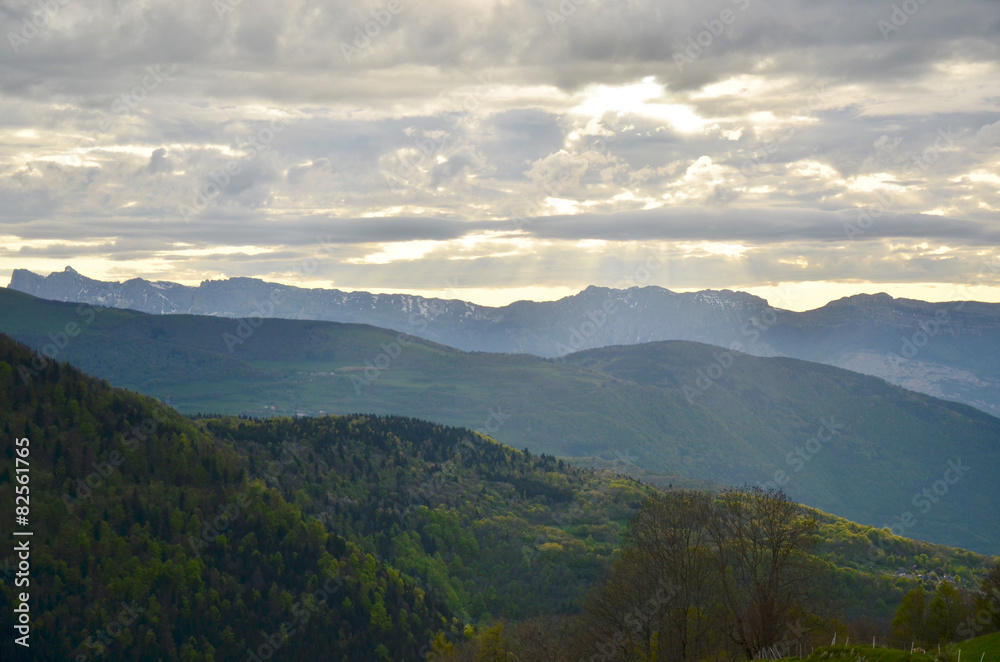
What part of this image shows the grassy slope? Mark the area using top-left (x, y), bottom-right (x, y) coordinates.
top-left (779, 632), bottom-right (1000, 661)
top-left (954, 631), bottom-right (1000, 661)
top-left (2, 289), bottom-right (999, 555)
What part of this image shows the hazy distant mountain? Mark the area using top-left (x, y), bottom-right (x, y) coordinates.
top-left (3, 288), bottom-right (1000, 555)
top-left (767, 294), bottom-right (1000, 417)
top-left (9, 266), bottom-right (1000, 416)
top-left (7, 266), bottom-right (773, 355)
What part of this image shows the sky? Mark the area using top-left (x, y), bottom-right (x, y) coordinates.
top-left (1, 0), bottom-right (999, 311)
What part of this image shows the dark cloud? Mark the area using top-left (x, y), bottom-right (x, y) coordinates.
top-left (147, 147), bottom-right (171, 173)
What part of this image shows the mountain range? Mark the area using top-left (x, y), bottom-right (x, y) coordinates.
top-left (10, 266), bottom-right (1000, 417)
top-left (2, 287), bottom-right (998, 556)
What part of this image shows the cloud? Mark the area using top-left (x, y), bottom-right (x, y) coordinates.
top-left (147, 147), bottom-right (172, 173)
top-left (1, 0), bottom-right (999, 308)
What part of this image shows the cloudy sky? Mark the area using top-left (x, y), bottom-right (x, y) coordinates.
top-left (2, 0), bottom-right (999, 310)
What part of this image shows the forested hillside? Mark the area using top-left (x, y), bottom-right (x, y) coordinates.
top-left (1, 333), bottom-right (997, 660)
top-left (0, 333), bottom-right (645, 659)
top-left (0, 335), bottom-right (452, 660)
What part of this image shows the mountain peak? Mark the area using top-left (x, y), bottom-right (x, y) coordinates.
top-left (829, 292), bottom-right (895, 307)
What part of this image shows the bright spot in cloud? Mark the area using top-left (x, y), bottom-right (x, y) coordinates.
top-left (678, 242), bottom-right (749, 259)
top-left (445, 232), bottom-right (534, 261)
top-left (788, 160), bottom-right (844, 186)
top-left (692, 75), bottom-right (795, 100)
top-left (545, 197), bottom-right (579, 214)
top-left (0, 236), bottom-right (106, 250)
top-left (960, 170), bottom-right (1000, 186)
top-left (749, 111), bottom-right (779, 127)
top-left (573, 76), bottom-right (706, 133)
top-left (850, 173), bottom-right (907, 193)
top-left (163, 246), bottom-right (274, 257)
top-left (347, 241), bottom-right (441, 265)
top-left (576, 239), bottom-right (608, 252)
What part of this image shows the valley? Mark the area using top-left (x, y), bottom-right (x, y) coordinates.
top-left (2, 287), bottom-right (999, 556)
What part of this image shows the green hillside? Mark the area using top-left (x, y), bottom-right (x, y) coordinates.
top-left (1, 288), bottom-right (999, 555)
top-left (0, 333), bottom-right (644, 660)
top-left (775, 630), bottom-right (1000, 662)
top-left (0, 335), bottom-right (458, 660)
top-left (952, 631), bottom-right (1000, 661)
top-left (0, 333), bottom-right (997, 660)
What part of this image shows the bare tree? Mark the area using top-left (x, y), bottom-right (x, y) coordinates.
top-left (509, 615), bottom-right (577, 662)
top-left (580, 546), bottom-right (666, 660)
top-left (705, 486), bottom-right (817, 659)
top-left (579, 486), bottom-right (818, 661)
top-left (622, 490), bottom-right (718, 661)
